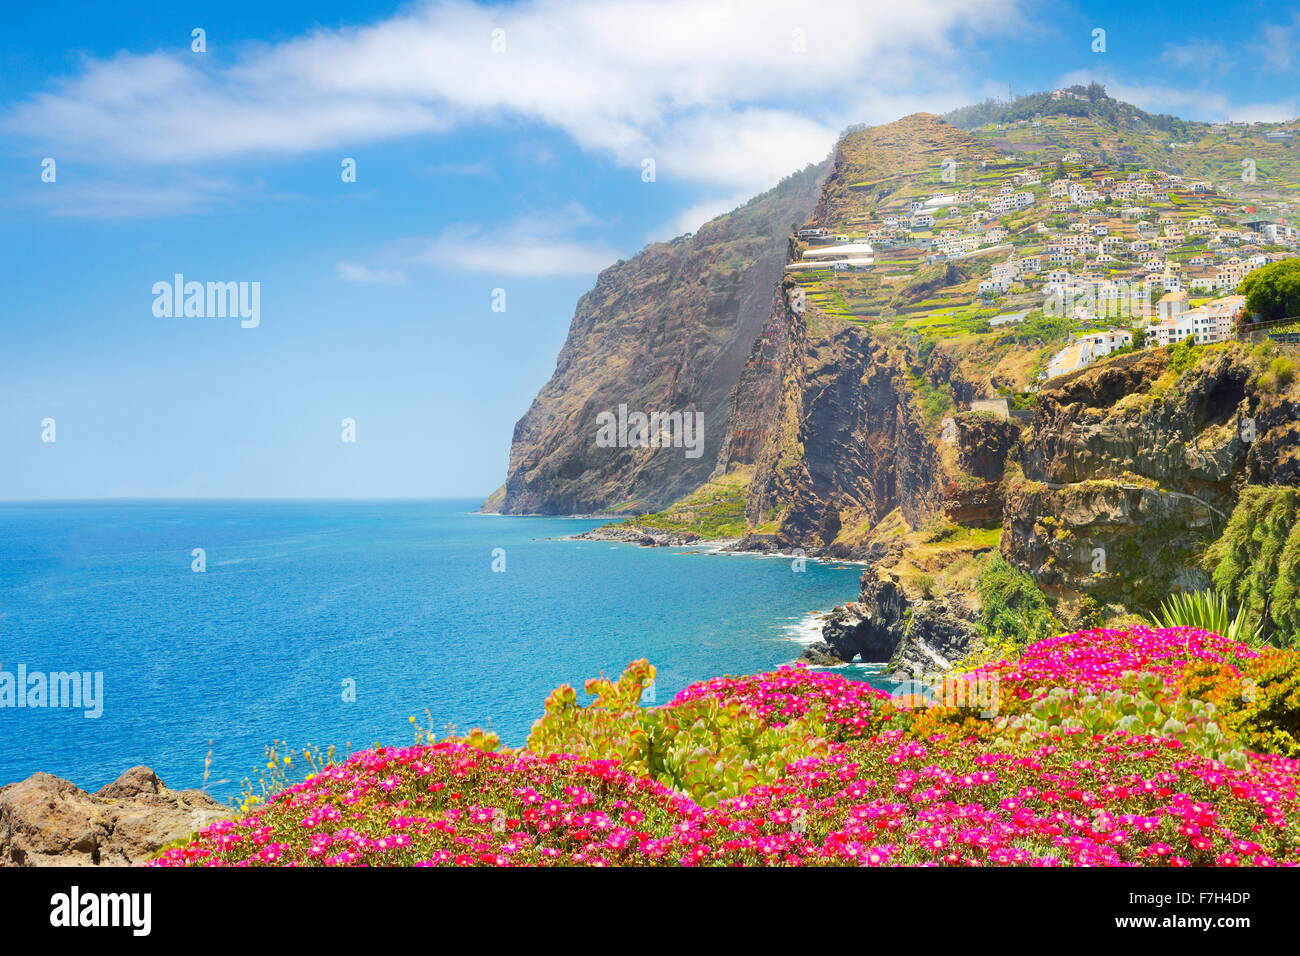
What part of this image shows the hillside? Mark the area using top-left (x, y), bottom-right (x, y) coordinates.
top-left (486, 89), bottom-right (1300, 657)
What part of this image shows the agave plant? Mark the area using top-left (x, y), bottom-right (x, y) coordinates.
top-left (1149, 589), bottom-right (1263, 646)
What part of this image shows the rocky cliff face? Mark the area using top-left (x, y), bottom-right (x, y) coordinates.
top-left (720, 299), bottom-right (943, 555)
top-left (1003, 345), bottom-right (1300, 609)
top-left (485, 103), bottom-right (1300, 668)
top-left (715, 115), bottom-right (1001, 555)
top-left (487, 163), bottom-right (826, 514)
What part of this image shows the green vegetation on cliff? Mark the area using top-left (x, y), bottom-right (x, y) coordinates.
top-left (976, 553), bottom-right (1060, 645)
top-left (1206, 486), bottom-right (1300, 645)
top-left (611, 469), bottom-right (751, 539)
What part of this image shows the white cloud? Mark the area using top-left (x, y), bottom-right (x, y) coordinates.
top-left (1251, 16), bottom-right (1300, 73)
top-left (4, 0), bottom-right (1023, 200)
top-left (395, 205), bottom-right (619, 277)
top-left (3, 175), bottom-right (238, 218)
top-left (1159, 40), bottom-right (1226, 72)
top-left (337, 261), bottom-right (407, 284)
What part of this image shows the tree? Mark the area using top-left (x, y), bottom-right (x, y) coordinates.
top-left (1240, 258), bottom-right (1300, 322)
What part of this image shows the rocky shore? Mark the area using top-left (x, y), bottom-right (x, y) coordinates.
top-left (573, 525), bottom-right (741, 549)
top-left (798, 567), bottom-right (978, 676)
top-left (0, 766), bottom-right (229, 867)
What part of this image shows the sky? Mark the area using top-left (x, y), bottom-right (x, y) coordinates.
top-left (2, 0), bottom-right (1298, 499)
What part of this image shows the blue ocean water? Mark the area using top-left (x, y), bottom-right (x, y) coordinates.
top-left (0, 499), bottom-right (865, 800)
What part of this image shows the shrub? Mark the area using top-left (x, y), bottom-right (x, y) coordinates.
top-left (1182, 647), bottom-right (1300, 758)
top-left (1149, 590), bottom-right (1262, 646)
top-left (1240, 257), bottom-right (1300, 322)
top-left (976, 553), bottom-right (1059, 644)
top-left (667, 665), bottom-right (895, 741)
top-left (153, 744), bottom-right (701, 867)
top-left (525, 660), bottom-right (839, 807)
top-left (707, 733), bottom-right (1300, 867)
top-left (992, 673), bottom-right (1247, 768)
top-left (154, 627), bottom-right (1300, 867)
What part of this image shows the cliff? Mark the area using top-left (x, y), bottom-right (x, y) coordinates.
top-left (485, 98), bottom-right (1300, 666)
top-left (488, 163), bottom-right (827, 514)
top-left (1004, 343), bottom-right (1300, 610)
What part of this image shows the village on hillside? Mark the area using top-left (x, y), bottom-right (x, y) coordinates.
top-left (786, 101), bottom-right (1300, 387)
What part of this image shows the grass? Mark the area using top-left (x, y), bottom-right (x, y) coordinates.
top-left (611, 468), bottom-right (753, 539)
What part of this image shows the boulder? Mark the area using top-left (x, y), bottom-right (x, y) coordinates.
top-left (0, 766), bottom-right (229, 867)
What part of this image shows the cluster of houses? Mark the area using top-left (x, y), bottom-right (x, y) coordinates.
top-left (793, 157), bottom-right (1296, 296)
top-left (1043, 293), bottom-right (1249, 378)
top-left (786, 129), bottom-right (1298, 383)
top-left (1147, 293), bottom-right (1246, 347)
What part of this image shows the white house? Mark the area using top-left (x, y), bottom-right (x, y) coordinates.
top-left (1045, 329), bottom-right (1133, 379)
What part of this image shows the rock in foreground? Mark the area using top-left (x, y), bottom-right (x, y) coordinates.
top-left (0, 766), bottom-right (229, 867)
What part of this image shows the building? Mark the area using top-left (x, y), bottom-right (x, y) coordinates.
top-left (1045, 329), bottom-right (1133, 379)
top-left (1146, 295), bottom-right (1244, 347)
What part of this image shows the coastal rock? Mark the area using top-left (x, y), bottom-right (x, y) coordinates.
top-left (575, 525), bottom-right (703, 547)
top-left (821, 601), bottom-right (898, 662)
top-left (796, 642), bottom-right (844, 666)
top-left (0, 766), bottom-right (229, 867)
top-left (800, 569), bottom-right (978, 675)
top-left (886, 598), bottom-right (980, 677)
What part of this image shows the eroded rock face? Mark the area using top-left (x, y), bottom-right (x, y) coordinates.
top-left (1003, 481), bottom-right (1216, 607)
top-left (722, 302), bottom-right (943, 556)
top-left (1002, 347), bottom-right (1293, 605)
top-left (0, 766), bottom-right (228, 867)
top-left (1017, 350), bottom-right (1252, 502)
top-left (799, 568), bottom-right (978, 675)
top-left (886, 598), bottom-right (980, 677)
top-left (488, 164), bottom-right (826, 516)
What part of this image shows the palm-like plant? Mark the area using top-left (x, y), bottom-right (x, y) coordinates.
top-left (1148, 589), bottom-right (1263, 646)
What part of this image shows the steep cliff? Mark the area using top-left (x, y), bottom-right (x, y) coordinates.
top-left (718, 289), bottom-right (942, 555)
top-left (1003, 343), bottom-right (1300, 611)
top-left (488, 163), bottom-right (826, 514)
top-left (714, 114), bottom-right (1009, 555)
top-left (486, 97), bottom-right (1300, 667)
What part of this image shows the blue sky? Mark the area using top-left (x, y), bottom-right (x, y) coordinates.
top-left (2, 0), bottom-right (1297, 498)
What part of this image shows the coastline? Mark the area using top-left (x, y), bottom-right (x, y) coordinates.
top-left (567, 522), bottom-right (878, 668)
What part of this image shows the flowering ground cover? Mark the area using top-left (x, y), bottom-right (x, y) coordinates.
top-left (153, 626), bottom-right (1300, 867)
top-left (153, 746), bottom-right (702, 867)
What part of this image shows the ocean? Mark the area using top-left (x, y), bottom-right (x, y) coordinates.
top-left (0, 499), bottom-right (870, 799)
